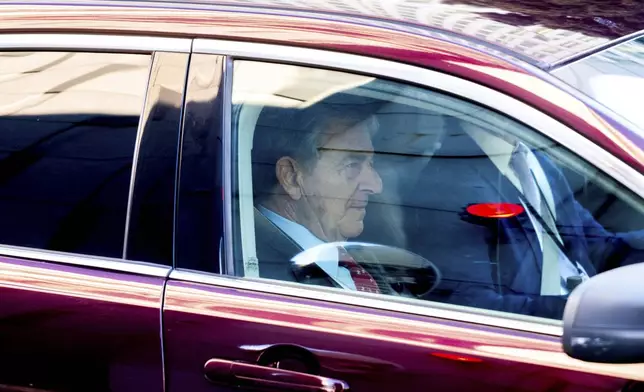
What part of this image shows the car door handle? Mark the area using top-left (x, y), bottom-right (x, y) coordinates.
top-left (204, 358), bottom-right (350, 392)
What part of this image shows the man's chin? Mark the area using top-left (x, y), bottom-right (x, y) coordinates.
top-left (340, 222), bottom-right (364, 240)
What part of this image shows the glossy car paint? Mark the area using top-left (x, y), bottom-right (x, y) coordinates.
top-left (195, 0), bottom-right (644, 64)
top-left (2, 2), bottom-right (643, 173)
top-left (0, 1), bottom-right (642, 392)
top-left (0, 255), bottom-right (167, 391)
top-left (164, 278), bottom-right (644, 392)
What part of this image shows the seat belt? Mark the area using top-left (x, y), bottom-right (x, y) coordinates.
top-left (509, 142), bottom-right (565, 295)
top-left (465, 127), bottom-right (571, 295)
top-left (510, 142), bottom-right (589, 295)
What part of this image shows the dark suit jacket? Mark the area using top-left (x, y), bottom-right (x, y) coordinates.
top-left (410, 133), bottom-right (635, 319)
top-left (253, 207), bottom-right (399, 295)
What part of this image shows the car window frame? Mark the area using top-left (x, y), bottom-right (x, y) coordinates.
top-left (172, 38), bottom-right (644, 336)
top-left (0, 33), bottom-right (191, 276)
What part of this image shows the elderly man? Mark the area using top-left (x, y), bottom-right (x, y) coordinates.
top-left (250, 102), bottom-right (397, 293)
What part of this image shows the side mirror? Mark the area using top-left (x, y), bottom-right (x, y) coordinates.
top-left (291, 241), bottom-right (441, 297)
top-left (562, 262), bottom-right (644, 363)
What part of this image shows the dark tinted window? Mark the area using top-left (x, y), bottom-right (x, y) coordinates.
top-left (230, 61), bottom-right (644, 320)
top-left (176, 54), bottom-right (225, 273)
top-left (0, 51), bottom-right (150, 258)
top-left (126, 52), bottom-right (188, 266)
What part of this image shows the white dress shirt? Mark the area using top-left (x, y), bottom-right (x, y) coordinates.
top-left (257, 205), bottom-right (357, 290)
top-left (466, 128), bottom-right (589, 295)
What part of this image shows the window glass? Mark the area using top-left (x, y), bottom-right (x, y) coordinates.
top-left (230, 61), bottom-right (644, 320)
top-left (0, 51), bottom-right (150, 258)
top-left (553, 36), bottom-right (644, 132)
top-left (176, 54), bottom-right (225, 274)
top-left (126, 52), bottom-right (188, 266)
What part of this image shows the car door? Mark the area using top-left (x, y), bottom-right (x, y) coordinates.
top-left (163, 39), bottom-right (644, 392)
top-left (0, 34), bottom-right (189, 392)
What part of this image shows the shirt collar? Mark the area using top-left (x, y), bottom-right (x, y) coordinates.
top-left (257, 205), bottom-right (340, 279)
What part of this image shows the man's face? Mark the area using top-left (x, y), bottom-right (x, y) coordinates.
top-left (296, 125), bottom-right (382, 241)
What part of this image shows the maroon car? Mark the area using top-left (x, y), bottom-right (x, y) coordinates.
top-left (1, 1), bottom-right (644, 391)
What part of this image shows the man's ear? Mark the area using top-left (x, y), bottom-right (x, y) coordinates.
top-left (275, 156), bottom-right (303, 200)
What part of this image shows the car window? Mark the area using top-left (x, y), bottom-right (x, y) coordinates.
top-left (553, 35), bottom-right (644, 132)
top-left (0, 51), bottom-right (149, 259)
top-left (176, 53), bottom-right (226, 274)
top-left (125, 52), bottom-right (188, 266)
top-left (226, 60), bottom-right (644, 321)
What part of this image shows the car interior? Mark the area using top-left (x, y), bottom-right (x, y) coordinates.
top-left (228, 60), bottom-right (644, 309)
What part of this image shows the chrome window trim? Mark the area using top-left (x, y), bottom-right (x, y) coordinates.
top-left (0, 243), bottom-right (170, 277)
top-left (0, 33), bottom-right (191, 53)
top-left (169, 269), bottom-right (562, 336)
top-left (182, 38), bottom-right (644, 336)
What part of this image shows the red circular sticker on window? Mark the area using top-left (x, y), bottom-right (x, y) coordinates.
top-left (466, 203), bottom-right (524, 219)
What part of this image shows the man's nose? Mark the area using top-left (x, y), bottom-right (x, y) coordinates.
top-left (359, 164), bottom-right (383, 194)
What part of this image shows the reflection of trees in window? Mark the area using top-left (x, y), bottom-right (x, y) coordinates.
top-left (442, 0), bottom-right (644, 38)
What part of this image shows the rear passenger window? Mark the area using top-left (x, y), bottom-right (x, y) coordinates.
top-left (0, 51), bottom-right (149, 258)
top-left (221, 60), bottom-right (644, 321)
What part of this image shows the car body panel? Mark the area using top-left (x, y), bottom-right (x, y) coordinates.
top-left (2, 2), bottom-right (643, 173)
top-left (0, 255), bottom-right (168, 391)
top-left (163, 277), bottom-right (644, 392)
top-left (0, 2), bottom-right (642, 391)
top-left (51, 0), bottom-right (644, 66)
top-left (165, 37), bottom-right (644, 390)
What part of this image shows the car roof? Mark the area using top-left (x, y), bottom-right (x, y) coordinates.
top-left (124, 0), bottom-right (644, 68)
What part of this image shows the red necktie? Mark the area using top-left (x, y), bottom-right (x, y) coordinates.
top-left (337, 246), bottom-right (381, 294)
